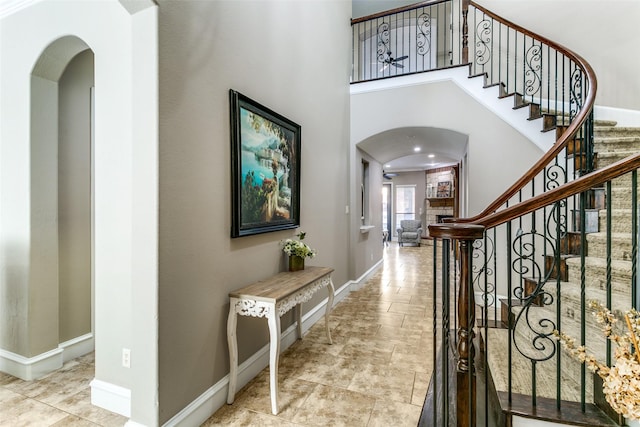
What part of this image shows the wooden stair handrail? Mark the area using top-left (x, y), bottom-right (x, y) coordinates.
top-left (449, 1), bottom-right (598, 224)
top-left (350, 0), bottom-right (451, 25)
top-left (430, 154), bottom-right (640, 240)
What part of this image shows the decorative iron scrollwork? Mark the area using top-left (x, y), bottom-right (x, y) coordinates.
top-left (570, 68), bottom-right (584, 119)
top-left (474, 19), bottom-right (492, 66)
top-left (377, 22), bottom-right (390, 63)
top-left (472, 235), bottom-right (496, 308)
top-left (510, 227), bottom-right (557, 362)
top-left (524, 44), bottom-right (542, 97)
top-left (417, 12), bottom-right (431, 56)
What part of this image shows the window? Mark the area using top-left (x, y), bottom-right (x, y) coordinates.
top-left (395, 185), bottom-right (415, 233)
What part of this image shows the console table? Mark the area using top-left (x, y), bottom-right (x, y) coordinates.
top-left (226, 266), bottom-right (335, 415)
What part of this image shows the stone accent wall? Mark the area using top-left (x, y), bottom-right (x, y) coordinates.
top-left (425, 167), bottom-right (455, 233)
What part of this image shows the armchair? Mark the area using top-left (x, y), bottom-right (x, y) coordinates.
top-left (397, 220), bottom-right (423, 247)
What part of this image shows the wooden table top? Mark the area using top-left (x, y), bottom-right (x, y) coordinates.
top-left (229, 266), bottom-right (334, 303)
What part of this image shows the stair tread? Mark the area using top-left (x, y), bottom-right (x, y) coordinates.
top-left (565, 255), bottom-right (632, 268)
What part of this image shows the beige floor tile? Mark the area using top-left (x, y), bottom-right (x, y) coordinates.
top-left (367, 398), bottom-right (422, 427)
top-left (55, 388), bottom-right (129, 426)
top-left (231, 371), bottom-right (318, 420)
top-left (204, 405), bottom-right (303, 426)
top-left (292, 384), bottom-right (376, 427)
top-left (348, 364), bottom-right (416, 403)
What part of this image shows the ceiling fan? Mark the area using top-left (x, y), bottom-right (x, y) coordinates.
top-left (380, 50), bottom-right (408, 70)
top-left (383, 170), bottom-right (398, 179)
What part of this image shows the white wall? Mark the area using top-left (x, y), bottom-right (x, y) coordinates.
top-left (478, 0), bottom-right (640, 112)
top-left (0, 1), bottom-right (158, 425)
top-left (351, 79), bottom-right (543, 219)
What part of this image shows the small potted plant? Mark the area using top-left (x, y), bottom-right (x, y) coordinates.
top-left (281, 231), bottom-right (316, 271)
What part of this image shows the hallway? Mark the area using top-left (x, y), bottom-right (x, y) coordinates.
top-left (0, 244), bottom-right (435, 426)
top-left (206, 243), bottom-right (435, 426)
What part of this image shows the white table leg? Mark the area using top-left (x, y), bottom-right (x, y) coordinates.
top-left (296, 303), bottom-right (302, 339)
top-left (226, 298), bottom-right (239, 404)
top-left (267, 304), bottom-right (281, 415)
top-left (325, 279), bottom-right (335, 345)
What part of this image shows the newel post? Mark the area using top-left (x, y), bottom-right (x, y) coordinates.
top-left (429, 223), bottom-right (485, 427)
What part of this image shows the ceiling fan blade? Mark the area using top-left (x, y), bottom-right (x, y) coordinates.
top-left (394, 55), bottom-right (408, 61)
top-left (391, 63), bottom-right (404, 68)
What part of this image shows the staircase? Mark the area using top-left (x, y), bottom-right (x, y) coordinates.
top-left (485, 120), bottom-right (640, 425)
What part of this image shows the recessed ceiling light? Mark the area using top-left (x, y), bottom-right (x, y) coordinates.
top-left (385, 164), bottom-right (391, 168)
top-left (428, 154), bottom-right (435, 158)
top-left (414, 147), bottom-right (421, 152)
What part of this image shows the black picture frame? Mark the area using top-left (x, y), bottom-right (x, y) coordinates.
top-left (230, 89), bottom-right (301, 238)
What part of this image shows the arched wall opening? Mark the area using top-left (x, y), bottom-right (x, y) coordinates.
top-left (29, 36), bottom-right (94, 364)
top-left (0, 1), bottom-right (159, 425)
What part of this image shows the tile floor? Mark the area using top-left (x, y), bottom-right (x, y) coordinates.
top-left (205, 243), bottom-right (435, 426)
top-left (0, 243), bottom-right (435, 427)
top-left (0, 352), bottom-right (128, 426)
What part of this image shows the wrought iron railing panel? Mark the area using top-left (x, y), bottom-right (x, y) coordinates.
top-left (351, 0), bottom-right (460, 83)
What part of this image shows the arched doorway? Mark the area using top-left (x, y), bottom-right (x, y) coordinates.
top-left (30, 36), bottom-right (95, 366)
top-left (0, 2), bottom-right (159, 424)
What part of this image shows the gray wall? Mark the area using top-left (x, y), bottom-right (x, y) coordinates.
top-left (353, 149), bottom-right (384, 277)
top-left (58, 50), bottom-right (93, 343)
top-left (157, 1), bottom-right (351, 422)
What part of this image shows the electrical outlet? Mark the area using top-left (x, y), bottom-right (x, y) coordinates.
top-left (122, 348), bottom-right (131, 368)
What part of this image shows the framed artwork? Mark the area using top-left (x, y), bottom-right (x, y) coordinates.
top-left (436, 181), bottom-right (452, 198)
top-left (230, 90), bottom-right (301, 238)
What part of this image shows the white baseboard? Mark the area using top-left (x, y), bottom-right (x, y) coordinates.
top-left (162, 276), bottom-right (362, 427)
top-left (350, 258), bottom-right (383, 292)
top-left (90, 378), bottom-right (131, 418)
top-left (59, 333), bottom-right (95, 362)
top-left (0, 333), bottom-right (94, 380)
top-left (0, 347), bottom-right (63, 380)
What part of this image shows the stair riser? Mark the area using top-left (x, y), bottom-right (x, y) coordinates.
top-left (594, 138), bottom-right (640, 153)
top-left (598, 210), bottom-right (635, 233)
top-left (584, 237), bottom-right (633, 260)
top-left (594, 128), bottom-right (640, 138)
top-left (596, 152), bottom-right (640, 169)
top-left (563, 265), bottom-right (633, 295)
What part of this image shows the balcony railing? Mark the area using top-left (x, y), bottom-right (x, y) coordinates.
top-left (351, 0), bottom-right (463, 83)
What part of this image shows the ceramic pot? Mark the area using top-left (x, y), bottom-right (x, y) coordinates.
top-left (289, 255), bottom-right (305, 271)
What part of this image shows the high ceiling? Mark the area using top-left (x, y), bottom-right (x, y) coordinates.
top-left (356, 126), bottom-right (468, 172)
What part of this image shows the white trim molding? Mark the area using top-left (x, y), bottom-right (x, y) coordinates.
top-left (0, 333), bottom-right (94, 380)
top-left (59, 332), bottom-right (94, 362)
top-left (0, 347), bottom-right (63, 380)
top-left (90, 378), bottom-right (131, 418)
